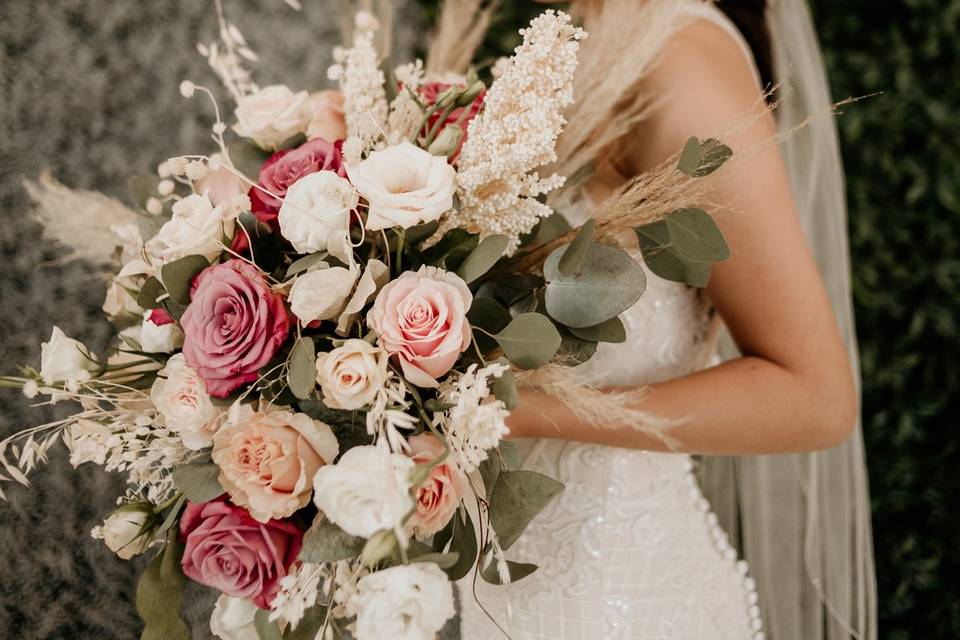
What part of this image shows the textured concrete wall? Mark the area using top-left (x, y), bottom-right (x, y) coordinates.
top-left (0, 2), bottom-right (421, 637)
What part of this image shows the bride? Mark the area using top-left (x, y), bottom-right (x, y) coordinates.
top-left (451, 0), bottom-right (876, 638)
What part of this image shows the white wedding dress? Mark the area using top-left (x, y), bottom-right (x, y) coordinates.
top-left (459, 6), bottom-right (766, 640)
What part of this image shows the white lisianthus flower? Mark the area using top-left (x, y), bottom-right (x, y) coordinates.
top-left (102, 277), bottom-right (143, 321)
top-left (151, 354), bottom-right (221, 450)
top-left (278, 172), bottom-right (358, 254)
top-left (148, 193), bottom-right (235, 263)
top-left (313, 445), bottom-right (414, 538)
top-left (40, 326), bottom-right (97, 385)
top-left (352, 563), bottom-right (456, 640)
top-left (315, 339), bottom-right (388, 410)
top-left (210, 595), bottom-right (259, 640)
top-left (288, 264), bottom-right (358, 324)
top-left (348, 142), bottom-right (457, 230)
top-left (335, 258), bottom-right (389, 335)
top-left (99, 509), bottom-right (152, 560)
top-left (233, 85), bottom-right (312, 150)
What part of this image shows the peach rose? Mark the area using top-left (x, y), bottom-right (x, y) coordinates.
top-left (306, 90), bottom-right (347, 142)
top-left (405, 434), bottom-right (467, 539)
top-left (212, 409), bottom-right (339, 522)
top-left (367, 266), bottom-right (472, 388)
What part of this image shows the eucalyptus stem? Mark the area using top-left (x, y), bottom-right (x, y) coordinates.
top-left (395, 228), bottom-right (406, 274)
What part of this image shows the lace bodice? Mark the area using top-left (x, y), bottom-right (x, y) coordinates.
top-left (458, 6), bottom-right (768, 639)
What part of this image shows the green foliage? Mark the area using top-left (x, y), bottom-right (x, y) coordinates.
top-left (171, 463), bottom-right (223, 503)
top-left (287, 336), bottom-right (316, 400)
top-left (417, 0), bottom-right (960, 634)
top-left (298, 517), bottom-right (364, 564)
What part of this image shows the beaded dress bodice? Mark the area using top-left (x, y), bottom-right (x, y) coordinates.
top-left (458, 6), bottom-right (769, 638)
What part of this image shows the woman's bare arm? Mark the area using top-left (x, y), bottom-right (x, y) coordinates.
top-left (506, 20), bottom-right (857, 454)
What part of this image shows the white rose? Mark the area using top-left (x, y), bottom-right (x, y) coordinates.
top-left (100, 509), bottom-right (152, 560)
top-left (352, 563), bottom-right (456, 640)
top-left (122, 312), bottom-right (184, 354)
top-left (148, 193), bottom-right (235, 263)
top-left (102, 276), bottom-right (143, 321)
top-left (151, 354), bottom-right (221, 450)
top-left (278, 172), bottom-right (358, 254)
top-left (313, 445), bottom-right (414, 538)
top-left (233, 85), bottom-right (312, 150)
top-left (348, 142), bottom-right (456, 231)
top-left (40, 326), bottom-right (98, 385)
top-left (288, 264), bottom-right (358, 324)
top-left (315, 340), bottom-right (388, 410)
top-left (210, 595), bottom-right (259, 640)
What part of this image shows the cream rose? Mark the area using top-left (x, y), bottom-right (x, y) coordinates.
top-left (306, 89), bottom-right (347, 142)
top-left (148, 193), bottom-right (235, 263)
top-left (315, 339), bottom-right (388, 410)
top-left (288, 264), bottom-right (358, 324)
top-left (367, 266), bottom-right (472, 388)
top-left (352, 563), bottom-right (456, 640)
top-left (40, 326), bottom-right (98, 385)
top-left (212, 409), bottom-right (339, 522)
top-left (233, 85), bottom-right (312, 150)
top-left (151, 354), bottom-right (221, 450)
top-left (348, 142), bottom-right (457, 230)
top-left (312, 445), bottom-right (414, 538)
top-left (100, 508), bottom-right (152, 560)
top-left (405, 434), bottom-right (467, 539)
top-left (102, 276), bottom-right (143, 321)
top-left (277, 171), bottom-right (358, 254)
top-left (210, 595), bottom-right (259, 640)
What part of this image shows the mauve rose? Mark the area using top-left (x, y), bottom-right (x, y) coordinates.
top-left (405, 434), bottom-right (467, 539)
top-left (249, 138), bottom-right (347, 224)
top-left (180, 499), bottom-right (302, 609)
top-left (367, 266), bottom-right (472, 388)
top-left (181, 260), bottom-right (290, 397)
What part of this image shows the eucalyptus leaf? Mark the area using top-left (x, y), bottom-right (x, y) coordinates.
top-left (494, 313), bottom-right (562, 369)
top-left (157, 494), bottom-right (187, 534)
top-left (277, 133), bottom-right (307, 151)
top-left (490, 363), bottom-right (519, 410)
top-left (286, 253), bottom-right (328, 278)
top-left (136, 277), bottom-right (166, 310)
top-left (569, 316), bottom-right (627, 343)
top-left (171, 463), bottom-right (224, 503)
top-left (543, 243), bottom-right (646, 328)
top-left (657, 208), bottom-right (729, 262)
top-left (444, 508), bottom-right (479, 581)
top-left (161, 255), bottom-right (209, 305)
top-left (228, 139), bottom-right (271, 178)
top-left (635, 221), bottom-right (713, 287)
top-left (489, 470), bottom-right (564, 549)
top-left (677, 136), bottom-right (733, 177)
top-left (287, 337), bottom-right (317, 400)
top-left (558, 333), bottom-right (598, 365)
top-left (557, 219), bottom-right (596, 276)
top-left (254, 609), bottom-right (283, 640)
top-left (136, 541), bottom-right (190, 640)
top-left (468, 298), bottom-right (512, 353)
top-left (498, 440), bottom-right (524, 470)
top-left (480, 558), bottom-right (538, 585)
top-left (298, 518), bottom-right (365, 564)
top-left (478, 455), bottom-right (501, 495)
top-left (521, 212), bottom-right (572, 248)
top-left (411, 551), bottom-right (460, 570)
top-left (457, 234), bottom-right (509, 283)
top-left (284, 605), bottom-right (329, 640)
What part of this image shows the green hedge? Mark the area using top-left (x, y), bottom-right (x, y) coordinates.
top-left (416, 1), bottom-right (960, 636)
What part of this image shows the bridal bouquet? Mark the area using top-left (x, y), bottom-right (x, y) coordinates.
top-left (1, 5), bottom-right (734, 640)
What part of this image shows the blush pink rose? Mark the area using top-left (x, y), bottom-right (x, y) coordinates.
top-left (249, 137), bottom-right (347, 224)
top-left (306, 90), bottom-right (347, 142)
top-left (179, 498), bottom-right (302, 609)
top-left (405, 433), bottom-right (467, 539)
top-left (367, 266), bottom-right (472, 388)
top-left (181, 260), bottom-right (290, 397)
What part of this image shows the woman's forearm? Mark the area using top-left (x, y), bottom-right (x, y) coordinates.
top-left (507, 355), bottom-right (857, 455)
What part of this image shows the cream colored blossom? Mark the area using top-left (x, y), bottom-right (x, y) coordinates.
top-left (330, 12), bottom-right (388, 154)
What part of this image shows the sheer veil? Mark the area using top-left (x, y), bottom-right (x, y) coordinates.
top-left (699, 1), bottom-right (878, 638)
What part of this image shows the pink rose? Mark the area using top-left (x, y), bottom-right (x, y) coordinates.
top-left (195, 153), bottom-right (247, 208)
top-left (249, 138), bottom-right (347, 224)
top-left (181, 260), bottom-right (290, 397)
top-left (179, 498), bottom-right (302, 609)
top-left (406, 434), bottom-right (467, 539)
top-left (306, 90), bottom-right (347, 143)
top-left (367, 266), bottom-right (472, 388)
top-left (212, 409), bottom-right (339, 522)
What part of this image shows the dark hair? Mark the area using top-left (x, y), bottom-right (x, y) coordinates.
top-left (716, 0), bottom-right (774, 93)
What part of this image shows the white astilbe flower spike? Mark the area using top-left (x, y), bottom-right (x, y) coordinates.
top-left (330, 12), bottom-right (389, 154)
top-left (365, 372), bottom-right (415, 453)
top-left (387, 61), bottom-right (425, 144)
top-left (270, 562), bottom-right (324, 628)
top-left (444, 10), bottom-right (586, 252)
top-left (437, 362), bottom-right (511, 472)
